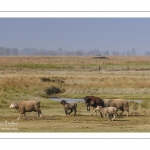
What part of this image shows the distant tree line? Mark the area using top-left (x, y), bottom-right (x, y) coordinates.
top-left (0, 46), bottom-right (148, 56)
top-left (0, 47), bottom-right (19, 56)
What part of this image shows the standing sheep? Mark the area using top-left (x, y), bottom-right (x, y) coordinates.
top-left (10, 100), bottom-right (42, 120)
top-left (60, 100), bottom-right (77, 116)
top-left (108, 99), bottom-right (129, 116)
top-left (93, 106), bottom-right (117, 121)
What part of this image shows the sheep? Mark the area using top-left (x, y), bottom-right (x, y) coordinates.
top-left (9, 100), bottom-right (42, 120)
top-left (103, 99), bottom-right (111, 107)
top-left (107, 99), bottom-right (129, 116)
top-left (93, 106), bottom-right (117, 121)
top-left (84, 96), bottom-right (104, 117)
top-left (60, 100), bottom-right (77, 116)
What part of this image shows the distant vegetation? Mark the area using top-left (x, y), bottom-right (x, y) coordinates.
top-left (0, 46), bottom-right (149, 56)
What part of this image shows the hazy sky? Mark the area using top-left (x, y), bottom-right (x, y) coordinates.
top-left (0, 18), bottom-right (150, 54)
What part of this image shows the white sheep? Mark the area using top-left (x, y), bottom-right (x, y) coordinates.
top-left (10, 100), bottom-right (42, 120)
top-left (107, 99), bottom-right (129, 116)
top-left (93, 106), bottom-right (117, 121)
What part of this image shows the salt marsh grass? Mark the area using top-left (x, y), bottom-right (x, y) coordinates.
top-left (0, 56), bottom-right (150, 132)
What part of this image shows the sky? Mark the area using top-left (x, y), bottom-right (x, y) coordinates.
top-left (0, 18), bottom-right (150, 54)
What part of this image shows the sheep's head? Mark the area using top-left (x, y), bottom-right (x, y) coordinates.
top-left (84, 96), bottom-right (92, 111)
top-left (84, 96), bottom-right (91, 103)
top-left (10, 102), bottom-right (18, 109)
top-left (60, 100), bottom-right (66, 105)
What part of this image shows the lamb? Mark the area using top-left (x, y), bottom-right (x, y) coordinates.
top-left (107, 99), bottom-right (129, 116)
top-left (60, 100), bottom-right (77, 116)
top-left (92, 106), bottom-right (117, 121)
top-left (9, 100), bottom-right (42, 120)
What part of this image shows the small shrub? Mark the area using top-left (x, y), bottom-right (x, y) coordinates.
top-left (44, 86), bottom-right (62, 95)
top-left (140, 100), bottom-right (150, 109)
top-left (41, 77), bottom-right (50, 82)
top-left (133, 102), bottom-right (140, 111)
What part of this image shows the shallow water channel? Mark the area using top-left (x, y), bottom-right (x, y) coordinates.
top-left (50, 97), bottom-right (142, 103)
top-left (50, 97), bottom-right (85, 103)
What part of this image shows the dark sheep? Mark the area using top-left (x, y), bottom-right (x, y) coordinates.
top-left (84, 96), bottom-right (104, 117)
top-left (60, 100), bottom-right (77, 116)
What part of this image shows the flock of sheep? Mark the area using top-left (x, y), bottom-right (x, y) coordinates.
top-left (9, 95), bottom-right (129, 121)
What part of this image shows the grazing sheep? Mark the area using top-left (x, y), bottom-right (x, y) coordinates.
top-left (108, 99), bottom-right (129, 116)
top-left (93, 106), bottom-right (117, 121)
top-left (60, 100), bottom-right (77, 116)
top-left (10, 100), bottom-right (42, 120)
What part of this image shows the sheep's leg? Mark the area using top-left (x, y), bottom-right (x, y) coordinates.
top-left (65, 110), bottom-right (68, 116)
top-left (40, 113), bottom-right (42, 118)
top-left (108, 114), bottom-right (113, 121)
top-left (17, 114), bottom-right (22, 120)
top-left (100, 112), bottom-right (104, 118)
top-left (92, 107), bottom-right (97, 116)
top-left (111, 114), bottom-right (116, 121)
top-left (120, 110), bottom-right (124, 116)
top-left (126, 110), bottom-right (129, 117)
top-left (74, 108), bottom-right (77, 116)
top-left (38, 111), bottom-right (43, 118)
top-left (24, 113), bottom-right (27, 120)
top-left (17, 113), bottom-right (27, 120)
top-left (103, 113), bottom-right (108, 118)
top-left (108, 115), bottom-right (111, 121)
top-left (68, 109), bottom-right (73, 115)
top-left (91, 108), bottom-right (96, 116)
top-left (87, 105), bottom-right (90, 111)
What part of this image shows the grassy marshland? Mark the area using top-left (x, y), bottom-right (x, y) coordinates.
top-left (0, 56), bottom-right (150, 132)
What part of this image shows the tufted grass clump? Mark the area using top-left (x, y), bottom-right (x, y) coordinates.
top-left (140, 100), bottom-right (150, 109)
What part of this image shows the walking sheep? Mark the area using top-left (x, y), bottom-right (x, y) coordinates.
top-left (107, 99), bottom-right (129, 116)
top-left (93, 106), bottom-right (117, 121)
top-left (60, 100), bottom-right (77, 116)
top-left (10, 100), bottom-right (42, 120)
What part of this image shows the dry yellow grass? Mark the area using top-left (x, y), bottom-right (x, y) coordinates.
top-left (0, 56), bottom-right (150, 100)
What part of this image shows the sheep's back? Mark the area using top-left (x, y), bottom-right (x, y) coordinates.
top-left (69, 102), bottom-right (77, 108)
top-left (19, 101), bottom-right (40, 112)
top-left (64, 102), bottom-right (77, 109)
top-left (109, 99), bottom-right (128, 109)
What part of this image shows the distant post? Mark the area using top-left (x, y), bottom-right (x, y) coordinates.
top-left (99, 66), bottom-right (101, 71)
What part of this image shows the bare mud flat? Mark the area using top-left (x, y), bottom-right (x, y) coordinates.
top-left (0, 114), bottom-right (150, 132)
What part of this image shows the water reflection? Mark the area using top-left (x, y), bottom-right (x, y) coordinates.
top-left (129, 100), bottom-right (142, 103)
top-left (50, 97), bottom-right (142, 103)
top-left (50, 97), bottom-right (84, 103)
